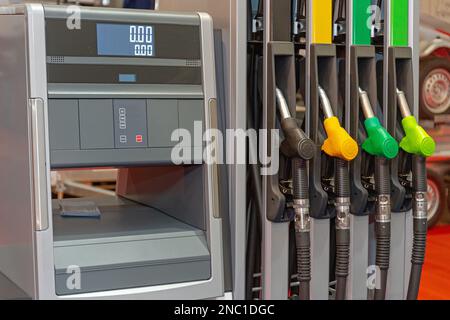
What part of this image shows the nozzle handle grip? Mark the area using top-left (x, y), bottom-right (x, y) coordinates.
top-left (362, 117), bottom-right (399, 159)
top-left (281, 117), bottom-right (315, 160)
top-left (400, 116), bottom-right (436, 157)
top-left (322, 117), bottom-right (359, 161)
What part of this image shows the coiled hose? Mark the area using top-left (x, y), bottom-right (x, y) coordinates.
top-left (292, 158), bottom-right (311, 300)
top-left (334, 158), bottom-right (351, 300)
top-left (374, 157), bottom-right (391, 300)
top-left (407, 155), bottom-right (428, 300)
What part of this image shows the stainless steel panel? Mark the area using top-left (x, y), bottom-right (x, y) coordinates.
top-left (0, 14), bottom-right (37, 298)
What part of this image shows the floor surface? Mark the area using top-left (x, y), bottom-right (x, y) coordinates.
top-left (419, 225), bottom-right (450, 300)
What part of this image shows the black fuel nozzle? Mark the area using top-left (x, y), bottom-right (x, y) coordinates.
top-left (276, 88), bottom-right (315, 161)
top-left (276, 87), bottom-right (312, 300)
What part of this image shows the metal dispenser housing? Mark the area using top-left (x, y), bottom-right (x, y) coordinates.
top-left (0, 4), bottom-right (225, 299)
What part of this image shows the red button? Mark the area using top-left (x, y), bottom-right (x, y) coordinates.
top-left (136, 135), bottom-right (143, 143)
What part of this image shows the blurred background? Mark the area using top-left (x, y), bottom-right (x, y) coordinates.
top-left (414, 0), bottom-right (450, 301)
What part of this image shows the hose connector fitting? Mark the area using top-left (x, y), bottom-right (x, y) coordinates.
top-left (413, 191), bottom-right (428, 220)
top-left (294, 199), bottom-right (311, 233)
top-left (376, 194), bottom-right (392, 223)
top-left (335, 197), bottom-right (351, 230)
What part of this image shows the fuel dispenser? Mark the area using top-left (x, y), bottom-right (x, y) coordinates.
top-left (158, 0), bottom-right (428, 301)
top-left (342, 0), bottom-right (399, 300)
top-left (260, 0), bottom-right (316, 300)
top-left (0, 0), bottom-right (431, 301)
top-left (383, 0), bottom-right (435, 300)
top-left (368, 0), bottom-right (435, 300)
top-left (306, 0), bottom-right (358, 299)
top-left (245, 0), bottom-right (317, 300)
top-left (381, 0), bottom-right (414, 299)
top-left (396, 91), bottom-right (435, 299)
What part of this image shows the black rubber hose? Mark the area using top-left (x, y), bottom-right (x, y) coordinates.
top-left (289, 221), bottom-right (299, 297)
top-left (375, 157), bottom-right (390, 195)
top-left (292, 158), bottom-right (311, 300)
top-left (245, 162), bottom-right (263, 299)
top-left (374, 221), bottom-right (391, 300)
top-left (374, 157), bottom-right (391, 300)
top-left (407, 228), bottom-right (426, 300)
top-left (245, 200), bottom-right (257, 299)
top-left (247, 0), bottom-right (253, 40)
top-left (335, 228), bottom-right (350, 300)
top-left (334, 159), bottom-right (350, 300)
top-left (296, 231), bottom-right (311, 300)
top-left (407, 156), bottom-right (428, 300)
top-left (412, 156), bottom-right (427, 193)
top-left (245, 46), bottom-right (263, 300)
top-left (293, 158), bottom-right (309, 199)
top-left (335, 159), bottom-right (350, 197)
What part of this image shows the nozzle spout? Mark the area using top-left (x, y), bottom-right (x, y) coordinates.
top-left (276, 88), bottom-right (292, 120)
top-left (396, 89), bottom-right (412, 118)
top-left (318, 86), bottom-right (335, 119)
top-left (358, 88), bottom-right (375, 119)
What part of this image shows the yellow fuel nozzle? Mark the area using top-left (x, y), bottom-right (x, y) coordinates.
top-left (318, 86), bottom-right (358, 161)
top-left (322, 116), bottom-right (359, 161)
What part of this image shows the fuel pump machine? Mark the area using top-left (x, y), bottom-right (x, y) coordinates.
top-left (0, 4), bottom-right (228, 299)
top-left (0, 0), bottom-right (436, 301)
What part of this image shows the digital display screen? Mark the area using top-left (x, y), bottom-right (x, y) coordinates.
top-left (97, 23), bottom-right (154, 57)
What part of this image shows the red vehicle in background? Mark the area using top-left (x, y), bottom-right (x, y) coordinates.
top-left (420, 5), bottom-right (450, 227)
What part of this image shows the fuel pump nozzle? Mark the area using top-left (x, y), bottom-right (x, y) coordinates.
top-left (319, 86), bottom-right (358, 162)
top-left (276, 88), bottom-right (314, 300)
top-left (397, 89), bottom-right (435, 158)
top-left (277, 88), bottom-right (315, 160)
top-left (318, 86), bottom-right (358, 300)
top-left (358, 87), bottom-right (399, 300)
top-left (359, 88), bottom-right (399, 159)
top-left (395, 89), bottom-right (436, 300)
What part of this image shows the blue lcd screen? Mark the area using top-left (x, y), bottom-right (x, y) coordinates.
top-left (97, 23), bottom-right (154, 57)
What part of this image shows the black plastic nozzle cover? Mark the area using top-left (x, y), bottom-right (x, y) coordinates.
top-left (280, 117), bottom-right (315, 160)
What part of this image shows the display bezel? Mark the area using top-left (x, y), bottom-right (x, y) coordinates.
top-left (45, 19), bottom-right (201, 60)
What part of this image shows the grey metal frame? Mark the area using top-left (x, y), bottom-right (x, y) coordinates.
top-left (0, 12), bottom-right (38, 299)
top-left (258, 0), bottom-right (292, 300)
top-left (305, 0), bottom-right (331, 300)
top-left (383, 0), bottom-right (419, 300)
top-left (343, 0), bottom-right (420, 301)
top-left (344, 1), bottom-right (370, 301)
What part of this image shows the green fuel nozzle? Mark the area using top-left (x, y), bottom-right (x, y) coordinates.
top-left (396, 89), bottom-right (436, 158)
top-left (359, 88), bottom-right (399, 159)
